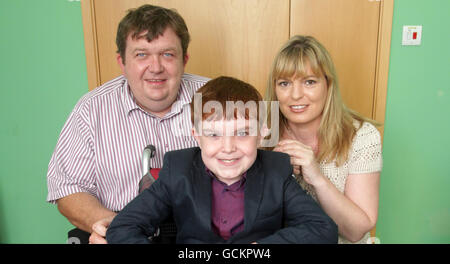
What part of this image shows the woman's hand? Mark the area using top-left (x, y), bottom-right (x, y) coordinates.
top-left (274, 139), bottom-right (324, 187)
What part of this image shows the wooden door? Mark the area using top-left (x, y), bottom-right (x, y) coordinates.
top-left (83, 0), bottom-right (290, 95)
top-left (81, 0), bottom-right (392, 133)
top-left (291, 0), bottom-right (380, 119)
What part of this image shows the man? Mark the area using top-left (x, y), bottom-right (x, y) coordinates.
top-left (47, 4), bottom-right (209, 244)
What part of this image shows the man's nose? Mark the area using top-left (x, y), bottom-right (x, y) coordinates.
top-left (147, 55), bottom-right (163, 73)
top-left (222, 136), bottom-right (236, 153)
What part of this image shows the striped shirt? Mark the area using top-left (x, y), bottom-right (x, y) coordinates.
top-left (47, 73), bottom-right (209, 211)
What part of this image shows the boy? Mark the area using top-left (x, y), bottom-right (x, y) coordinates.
top-left (106, 76), bottom-right (337, 243)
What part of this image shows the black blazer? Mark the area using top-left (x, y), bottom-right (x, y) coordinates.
top-left (106, 147), bottom-right (338, 244)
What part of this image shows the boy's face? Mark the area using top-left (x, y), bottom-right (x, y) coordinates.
top-left (193, 117), bottom-right (260, 186)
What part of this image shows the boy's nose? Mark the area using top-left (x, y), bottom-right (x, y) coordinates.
top-left (222, 136), bottom-right (236, 153)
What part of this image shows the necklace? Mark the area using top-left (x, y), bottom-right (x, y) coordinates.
top-left (285, 125), bottom-right (320, 155)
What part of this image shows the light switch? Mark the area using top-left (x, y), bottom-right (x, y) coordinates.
top-left (402, 25), bottom-right (422, 46)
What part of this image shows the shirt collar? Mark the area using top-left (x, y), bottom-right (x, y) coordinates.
top-left (121, 77), bottom-right (140, 113)
top-left (206, 167), bottom-right (247, 190)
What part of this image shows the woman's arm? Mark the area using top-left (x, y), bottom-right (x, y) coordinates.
top-left (312, 171), bottom-right (379, 242)
top-left (275, 139), bottom-right (380, 242)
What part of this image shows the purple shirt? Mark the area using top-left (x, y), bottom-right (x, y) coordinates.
top-left (207, 169), bottom-right (246, 240)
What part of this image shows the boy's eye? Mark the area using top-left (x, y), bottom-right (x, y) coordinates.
top-left (236, 130), bottom-right (249, 137)
top-left (204, 132), bottom-right (219, 137)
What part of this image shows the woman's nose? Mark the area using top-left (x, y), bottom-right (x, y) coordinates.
top-left (291, 81), bottom-right (304, 100)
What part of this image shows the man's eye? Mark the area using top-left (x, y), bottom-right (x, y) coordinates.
top-left (162, 52), bottom-right (174, 57)
top-left (136, 53), bottom-right (146, 58)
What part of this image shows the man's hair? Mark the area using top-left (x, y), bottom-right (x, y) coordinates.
top-left (116, 4), bottom-right (190, 63)
top-left (190, 76), bottom-right (263, 129)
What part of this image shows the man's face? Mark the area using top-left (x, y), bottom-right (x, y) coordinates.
top-left (118, 27), bottom-right (188, 117)
top-left (193, 118), bottom-right (260, 186)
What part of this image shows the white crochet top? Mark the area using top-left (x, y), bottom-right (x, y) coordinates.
top-left (295, 121), bottom-right (383, 244)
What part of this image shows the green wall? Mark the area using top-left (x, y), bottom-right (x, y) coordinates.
top-left (0, 0), bottom-right (448, 243)
top-left (376, 0), bottom-right (450, 243)
top-left (0, 0), bottom-right (87, 243)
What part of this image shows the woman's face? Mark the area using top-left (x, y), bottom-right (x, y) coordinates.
top-left (275, 63), bottom-right (328, 127)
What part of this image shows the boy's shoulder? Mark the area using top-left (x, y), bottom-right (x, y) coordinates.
top-left (165, 146), bottom-right (200, 157)
top-left (164, 147), bottom-right (202, 167)
top-left (255, 149), bottom-right (292, 177)
top-left (257, 148), bottom-right (290, 162)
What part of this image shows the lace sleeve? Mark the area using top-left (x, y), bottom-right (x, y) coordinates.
top-left (348, 122), bottom-right (383, 174)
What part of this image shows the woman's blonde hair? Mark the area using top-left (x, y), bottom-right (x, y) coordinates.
top-left (264, 35), bottom-right (378, 166)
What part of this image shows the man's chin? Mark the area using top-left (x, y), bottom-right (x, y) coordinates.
top-left (138, 100), bottom-right (173, 116)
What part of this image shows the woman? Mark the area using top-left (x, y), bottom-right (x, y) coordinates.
top-left (265, 35), bottom-right (382, 244)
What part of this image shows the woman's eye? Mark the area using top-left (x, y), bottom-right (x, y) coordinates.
top-left (305, 79), bottom-right (317, 86)
top-left (277, 80), bottom-right (289, 87)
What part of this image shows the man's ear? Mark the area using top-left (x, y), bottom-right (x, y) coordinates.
top-left (183, 53), bottom-right (189, 67)
top-left (117, 53), bottom-right (125, 73)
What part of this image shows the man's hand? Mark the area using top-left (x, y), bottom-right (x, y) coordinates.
top-left (89, 214), bottom-right (116, 244)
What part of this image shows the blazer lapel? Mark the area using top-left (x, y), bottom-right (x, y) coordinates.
top-left (243, 156), bottom-right (264, 233)
top-left (192, 153), bottom-right (213, 233)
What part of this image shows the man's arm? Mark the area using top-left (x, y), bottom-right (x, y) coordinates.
top-left (57, 193), bottom-right (116, 233)
top-left (106, 181), bottom-right (172, 244)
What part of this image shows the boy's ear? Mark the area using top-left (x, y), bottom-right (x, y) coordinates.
top-left (192, 127), bottom-right (201, 145)
top-left (258, 123), bottom-right (270, 146)
top-left (260, 123), bottom-right (270, 137)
